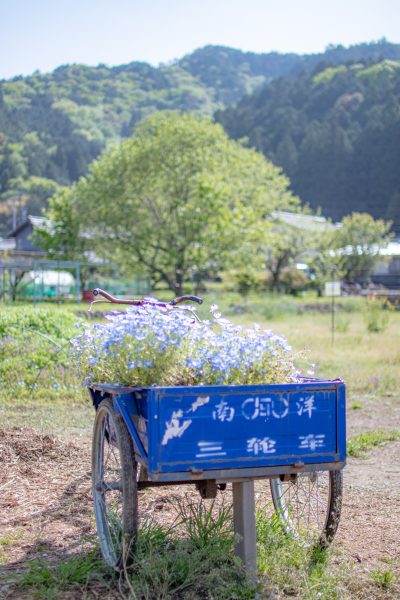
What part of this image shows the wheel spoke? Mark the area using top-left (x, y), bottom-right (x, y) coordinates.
top-left (92, 399), bottom-right (137, 568)
top-left (269, 471), bottom-right (340, 545)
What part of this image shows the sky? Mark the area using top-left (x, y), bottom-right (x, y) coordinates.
top-left (1, 0), bottom-right (399, 79)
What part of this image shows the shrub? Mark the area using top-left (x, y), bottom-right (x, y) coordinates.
top-left (0, 306), bottom-right (80, 400)
top-left (363, 296), bottom-right (391, 333)
top-left (279, 268), bottom-right (311, 295)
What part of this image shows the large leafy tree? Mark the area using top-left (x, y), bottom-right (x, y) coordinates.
top-left (265, 219), bottom-right (310, 291)
top-left (332, 212), bottom-right (393, 284)
top-left (50, 112), bottom-right (297, 294)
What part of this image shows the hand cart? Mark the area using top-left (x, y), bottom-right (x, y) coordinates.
top-left (88, 290), bottom-right (346, 577)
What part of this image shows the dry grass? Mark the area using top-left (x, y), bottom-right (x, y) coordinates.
top-left (232, 309), bottom-right (400, 398)
top-left (0, 428), bottom-right (93, 574)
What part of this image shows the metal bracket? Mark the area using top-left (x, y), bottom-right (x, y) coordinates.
top-left (196, 480), bottom-right (218, 499)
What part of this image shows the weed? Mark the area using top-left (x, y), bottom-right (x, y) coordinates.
top-left (363, 296), bottom-right (392, 333)
top-left (370, 567), bottom-right (395, 590)
top-left (0, 531), bottom-right (23, 563)
top-left (0, 531), bottom-right (23, 547)
top-left (256, 511), bottom-right (347, 599)
top-left (335, 315), bottom-right (350, 332)
top-left (125, 503), bottom-right (254, 600)
top-left (175, 495), bottom-right (233, 549)
top-left (347, 429), bottom-right (400, 457)
top-left (18, 548), bottom-right (111, 598)
top-left (351, 401), bottom-right (363, 410)
top-left (340, 298), bottom-right (363, 313)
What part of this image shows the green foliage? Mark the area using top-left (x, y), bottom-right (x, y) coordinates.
top-left (370, 567), bottom-right (395, 590)
top-left (347, 429), bottom-right (400, 457)
top-left (351, 401), bottom-right (363, 410)
top-left (176, 497), bottom-right (233, 550)
top-left (333, 213), bottom-right (393, 283)
top-left (217, 57), bottom-right (400, 232)
top-left (313, 65), bottom-right (347, 85)
top-left (279, 267), bottom-right (311, 295)
top-left (19, 549), bottom-right (109, 598)
top-left (0, 176), bottom-right (61, 231)
top-left (230, 268), bottom-right (262, 298)
top-left (0, 531), bottom-right (23, 563)
top-left (0, 306), bottom-right (81, 402)
top-left (35, 187), bottom-right (84, 260)
top-left (0, 304), bottom-right (77, 338)
top-left (69, 112), bottom-right (297, 293)
top-left (126, 503), bottom-right (253, 600)
top-left (363, 295), bottom-right (392, 332)
top-left (256, 512), bottom-right (347, 599)
top-left (357, 59), bottom-right (400, 79)
top-left (264, 215), bottom-right (313, 291)
top-left (1, 41), bottom-right (400, 234)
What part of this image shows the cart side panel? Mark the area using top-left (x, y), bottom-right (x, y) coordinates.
top-left (145, 382), bottom-right (344, 474)
top-left (336, 382), bottom-right (347, 462)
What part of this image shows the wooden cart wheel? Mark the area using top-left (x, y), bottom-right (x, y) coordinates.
top-left (92, 398), bottom-right (138, 569)
top-left (269, 470), bottom-right (343, 547)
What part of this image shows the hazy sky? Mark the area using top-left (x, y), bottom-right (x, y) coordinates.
top-left (1, 0), bottom-right (399, 79)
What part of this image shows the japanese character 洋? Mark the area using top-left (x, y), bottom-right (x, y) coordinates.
top-left (296, 395), bottom-right (316, 418)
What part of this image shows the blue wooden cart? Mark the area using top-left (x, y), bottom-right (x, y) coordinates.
top-left (88, 290), bottom-right (346, 575)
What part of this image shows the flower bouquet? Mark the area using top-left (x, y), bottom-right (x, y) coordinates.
top-left (71, 301), bottom-right (298, 387)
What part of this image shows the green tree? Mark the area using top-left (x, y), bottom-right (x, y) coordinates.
top-left (264, 211), bottom-right (327, 291)
top-left (61, 112), bottom-right (298, 294)
top-left (333, 212), bottom-right (393, 284)
top-left (35, 188), bottom-right (84, 260)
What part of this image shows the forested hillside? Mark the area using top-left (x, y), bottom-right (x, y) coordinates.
top-left (1, 40), bottom-right (400, 234)
top-left (217, 59), bottom-right (400, 231)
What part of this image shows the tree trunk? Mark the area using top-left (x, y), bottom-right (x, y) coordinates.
top-left (174, 268), bottom-right (184, 297)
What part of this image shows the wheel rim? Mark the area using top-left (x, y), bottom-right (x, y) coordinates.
top-left (93, 410), bottom-right (124, 566)
top-left (269, 471), bottom-right (332, 545)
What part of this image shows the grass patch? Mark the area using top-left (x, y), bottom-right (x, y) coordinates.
top-left (347, 429), bottom-right (400, 457)
top-left (256, 512), bottom-right (350, 599)
top-left (18, 548), bottom-right (111, 599)
top-left (0, 531), bottom-right (24, 563)
top-left (0, 396), bottom-right (93, 435)
top-left (0, 305), bottom-right (83, 404)
top-left (124, 499), bottom-right (255, 599)
top-left (370, 567), bottom-right (396, 590)
top-left (351, 401), bottom-right (363, 410)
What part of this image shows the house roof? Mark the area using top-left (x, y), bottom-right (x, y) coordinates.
top-left (270, 211), bottom-right (337, 232)
top-left (7, 215), bottom-right (50, 238)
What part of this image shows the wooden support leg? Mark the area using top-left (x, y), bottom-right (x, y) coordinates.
top-left (232, 480), bottom-right (257, 583)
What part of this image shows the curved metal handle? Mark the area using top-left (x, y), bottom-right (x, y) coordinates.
top-left (92, 288), bottom-right (143, 305)
top-left (170, 295), bottom-right (203, 305)
top-left (92, 288), bottom-right (203, 307)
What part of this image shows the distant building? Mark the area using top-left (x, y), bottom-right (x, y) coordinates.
top-left (270, 211), bottom-right (337, 232)
top-left (0, 215), bottom-right (48, 258)
top-left (371, 239), bottom-right (400, 289)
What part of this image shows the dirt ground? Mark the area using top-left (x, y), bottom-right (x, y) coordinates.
top-left (0, 397), bottom-right (399, 599)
